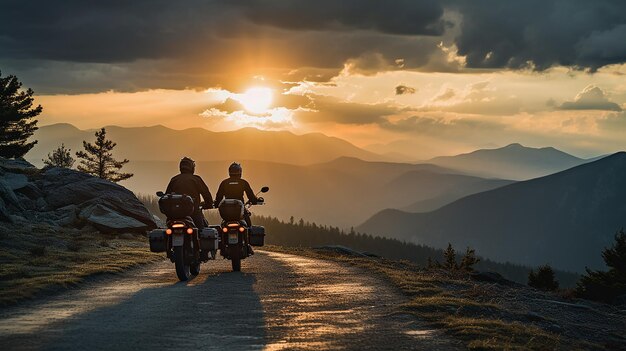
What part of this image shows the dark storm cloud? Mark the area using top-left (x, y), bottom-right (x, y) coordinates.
top-left (395, 85), bottom-right (416, 95)
top-left (229, 0), bottom-right (447, 35)
top-left (453, 0), bottom-right (626, 71)
top-left (1, 0), bottom-right (626, 94)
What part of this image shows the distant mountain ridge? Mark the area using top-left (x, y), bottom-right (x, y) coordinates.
top-left (28, 123), bottom-right (383, 165)
top-left (428, 143), bottom-right (588, 180)
top-left (358, 152), bottom-right (624, 272)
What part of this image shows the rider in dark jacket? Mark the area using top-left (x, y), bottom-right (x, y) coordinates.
top-left (166, 157), bottom-right (213, 230)
top-left (214, 162), bottom-right (261, 226)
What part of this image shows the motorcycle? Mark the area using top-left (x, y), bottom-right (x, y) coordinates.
top-left (148, 192), bottom-right (218, 281)
top-left (217, 186), bottom-right (269, 272)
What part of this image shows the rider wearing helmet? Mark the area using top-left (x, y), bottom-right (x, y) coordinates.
top-left (214, 162), bottom-right (262, 226)
top-left (166, 157), bottom-right (213, 230)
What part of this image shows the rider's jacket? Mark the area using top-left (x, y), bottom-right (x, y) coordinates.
top-left (166, 171), bottom-right (213, 212)
top-left (214, 177), bottom-right (258, 205)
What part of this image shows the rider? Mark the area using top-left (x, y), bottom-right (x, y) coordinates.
top-left (166, 157), bottom-right (213, 230)
top-left (214, 162), bottom-right (262, 227)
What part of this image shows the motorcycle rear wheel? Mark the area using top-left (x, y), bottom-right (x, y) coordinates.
top-left (230, 247), bottom-right (241, 272)
top-left (174, 246), bottom-right (191, 281)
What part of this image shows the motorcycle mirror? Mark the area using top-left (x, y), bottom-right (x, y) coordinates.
top-left (260, 186), bottom-right (269, 193)
top-left (156, 191), bottom-right (164, 197)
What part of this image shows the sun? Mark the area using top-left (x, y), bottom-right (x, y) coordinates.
top-left (238, 87), bottom-right (273, 114)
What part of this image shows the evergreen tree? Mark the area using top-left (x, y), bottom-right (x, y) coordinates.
top-left (443, 243), bottom-right (457, 270)
top-left (43, 143), bottom-right (75, 168)
top-left (459, 247), bottom-right (480, 272)
top-left (528, 265), bottom-right (559, 291)
top-left (576, 229), bottom-right (626, 302)
top-left (0, 71), bottom-right (42, 158)
top-left (76, 128), bottom-right (133, 182)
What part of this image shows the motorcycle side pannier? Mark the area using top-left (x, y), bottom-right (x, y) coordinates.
top-left (199, 227), bottom-right (219, 251)
top-left (218, 199), bottom-right (244, 221)
top-left (159, 194), bottom-right (194, 219)
top-left (249, 226), bottom-right (265, 247)
top-left (148, 229), bottom-right (167, 252)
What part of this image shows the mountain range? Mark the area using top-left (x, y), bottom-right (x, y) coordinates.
top-left (358, 152), bottom-right (623, 272)
top-left (28, 123), bottom-right (381, 166)
top-left (428, 143), bottom-right (589, 180)
top-left (118, 158), bottom-right (510, 228)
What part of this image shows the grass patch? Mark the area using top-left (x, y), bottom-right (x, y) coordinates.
top-left (0, 223), bottom-right (161, 306)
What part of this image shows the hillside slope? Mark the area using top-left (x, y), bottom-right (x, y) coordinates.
top-left (358, 152), bottom-right (626, 272)
top-left (123, 158), bottom-right (510, 228)
top-left (28, 123), bottom-right (381, 165)
top-left (428, 143), bottom-right (587, 180)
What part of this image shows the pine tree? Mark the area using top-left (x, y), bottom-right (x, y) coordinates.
top-left (528, 265), bottom-right (559, 291)
top-left (75, 128), bottom-right (133, 182)
top-left (459, 247), bottom-right (480, 272)
top-left (576, 229), bottom-right (626, 302)
top-left (443, 243), bottom-right (457, 270)
top-left (0, 71), bottom-right (42, 158)
top-left (43, 144), bottom-right (75, 168)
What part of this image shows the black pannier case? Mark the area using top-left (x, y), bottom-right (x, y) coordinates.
top-left (159, 194), bottom-right (194, 219)
top-left (199, 228), bottom-right (219, 251)
top-left (218, 199), bottom-right (244, 221)
top-left (148, 229), bottom-right (167, 252)
top-left (249, 226), bottom-right (265, 247)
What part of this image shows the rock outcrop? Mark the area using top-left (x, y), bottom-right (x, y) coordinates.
top-left (0, 157), bottom-right (157, 233)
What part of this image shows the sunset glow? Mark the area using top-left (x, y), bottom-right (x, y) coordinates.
top-left (236, 87), bottom-right (273, 115)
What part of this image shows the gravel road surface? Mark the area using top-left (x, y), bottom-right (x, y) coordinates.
top-left (0, 251), bottom-right (461, 350)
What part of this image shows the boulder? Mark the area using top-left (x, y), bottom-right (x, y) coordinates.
top-left (15, 183), bottom-right (44, 200)
top-left (0, 197), bottom-right (12, 223)
top-left (471, 271), bottom-right (521, 287)
top-left (0, 157), bottom-right (35, 172)
top-left (79, 203), bottom-right (151, 233)
top-left (78, 193), bottom-right (156, 228)
top-left (3, 173), bottom-right (28, 190)
top-left (45, 177), bottom-right (117, 209)
top-left (0, 180), bottom-right (23, 211)
top-left (1, 163), bottom-right (157, 233)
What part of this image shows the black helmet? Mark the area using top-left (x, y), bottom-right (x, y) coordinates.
top-left (228, 162), bottom-right (242, 177)
top-left (180, 157), bottom-right (195, 174)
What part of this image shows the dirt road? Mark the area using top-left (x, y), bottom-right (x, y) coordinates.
top-left (0, 251), bottom-right (461, 350)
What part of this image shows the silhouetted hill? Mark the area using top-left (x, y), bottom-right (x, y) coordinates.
top-left (401, 177), bottom-right (515, 212)
top-left (28, 123), bottom-right (382, 165)
top-left (428, 143), bottom-right (588, 180)
top-left (358, 152), bottom-right (626, 272)
top-left (117, 157), bottom-right (510, 228)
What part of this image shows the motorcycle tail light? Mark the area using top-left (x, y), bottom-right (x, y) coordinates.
top-left (172, 223), bottom-right (185, 228)
top-left (186, 228), bottom-right (194, 234)
top-left (238, 226), bottom-right (245, 233)
top-left (165, 229), bottom-right (172, 235)
top-left (227, 223), bottom-right (239, 227)
top-left (222, 227), bottom-right (228, 233)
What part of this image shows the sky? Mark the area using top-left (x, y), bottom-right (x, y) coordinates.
top-left (2, 0), bottom-right (626, 159)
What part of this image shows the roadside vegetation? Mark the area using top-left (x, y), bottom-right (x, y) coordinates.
top-left (266, 245), bottom-right (625, 350)
top-left (0, 222), bottom-right (160, 305)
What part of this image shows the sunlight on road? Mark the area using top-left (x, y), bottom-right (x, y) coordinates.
top-left (259, 252), bottom-right (447, 350)
top-left (0, 263), bottom-right (173, 335)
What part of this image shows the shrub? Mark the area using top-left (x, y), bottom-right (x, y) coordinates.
top-left (576, 229), bottom-right (626, 302)
top-left (459, 247), bottom-right (480, 272)
top-left (528, 265), bottom-right (559, 291)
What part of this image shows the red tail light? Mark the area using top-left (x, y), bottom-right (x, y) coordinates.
top-left (186, 228), bottom-right (194, 235)
top-left (222, 227), bottom-right (228, 233)
top-left (165, 229), bottom-right (172, 235)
